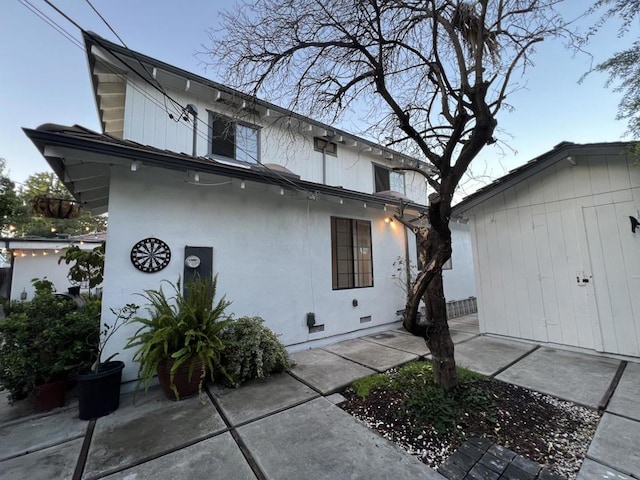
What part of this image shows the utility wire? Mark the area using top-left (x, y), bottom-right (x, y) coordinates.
top-left (29, 0), bottom-right (311, 195)
top-left (19, 0), bottom-right (83, 49)
top-left (82, 0), bottom-right (183, 116)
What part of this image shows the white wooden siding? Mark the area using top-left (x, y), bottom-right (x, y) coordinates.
top-left (469, 152), bottom-right (640, 356)
top-left (122, 76), bottom-right (428, 204)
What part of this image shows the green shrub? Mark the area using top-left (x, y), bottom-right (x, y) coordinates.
top-left (349, 360), bottom-right (493, 436)
top-left (0, 283), bottom-right (99, 403)
top-left (217, 316), bottom-right (293, 387)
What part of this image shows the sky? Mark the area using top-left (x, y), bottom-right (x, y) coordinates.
top-left (0, 0), bottom-right (636, 190)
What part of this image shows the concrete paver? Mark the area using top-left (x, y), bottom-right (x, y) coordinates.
top-left (363, 330), bottom-right (430, 355)
top-left (606, 361), bottom-right (640, 420)
top-left (586, 412), bottom-right (640, 477)
top-left (237, 397), bottom-right (445, 480)
top-left (211, 373), bottom-right (318, 425)
top-left (577, 458), bottom-right (632, 480)
top-left (82, 389), bottom-right (226, 479)
top-left (453, 336), bottom-right (535, 376)
top-left (290, 349), bottom-right (375, 395)
top-left (450, 330), bottom-right (478, 343)
top-left (1, 327), bottom-right (636, 480)
top-left (496, 348), bottom-right (621, 408)
top-left (100, 433), bottom-right (257, 480)
top-left (0, 409), bottom-right (86, 461)
top-left (0, 437), bottom-right (82, 480)
top-left (0, 391), bottom-right (36, 425)
top-left (323, 338), bottom-right (418, 372)
top-left (448, 314), bottom-right (480, 334)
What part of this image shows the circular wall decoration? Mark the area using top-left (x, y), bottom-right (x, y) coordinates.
top-left (130, 237), bottom-right (171, 273)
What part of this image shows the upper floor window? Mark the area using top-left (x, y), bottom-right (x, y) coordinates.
top-left (314, 137), bottom-right (337, 156)
top-left (331, 217), bottom-right (373, 290)
top-left (373, 164), bottom-right (405, 194)
top-left (208, 112), bottom-right (259, 164)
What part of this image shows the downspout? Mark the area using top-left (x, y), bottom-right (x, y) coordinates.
top-left (322, 147), bottom-right (327, 184)
top-left (186, 104), bottom-right (198, 157)
top-left (401, 199), bottom-right (412, 293)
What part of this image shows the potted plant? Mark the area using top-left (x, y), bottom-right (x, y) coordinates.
top-left (126, 276), bottom-right (232, 400)
top-left (0, 279), bottom-right (97, 411)
top-left (75, 303), bottom-right (138, 420)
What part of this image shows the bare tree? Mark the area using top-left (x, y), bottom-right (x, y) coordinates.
top-left (211, 0), bottom-right (568, 390)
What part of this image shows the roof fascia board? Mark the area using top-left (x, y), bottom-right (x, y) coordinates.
top-left (82, 32), bottom-right (431, 170)
top-left (24, 127), bottom-right (427, 212)
top-left (453, 142), bottom-right (633, 215)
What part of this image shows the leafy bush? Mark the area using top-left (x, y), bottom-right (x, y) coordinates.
top-left (217, 316), bottom-right (293, 387)
top-left (0, 282), bottom-right (99, 403)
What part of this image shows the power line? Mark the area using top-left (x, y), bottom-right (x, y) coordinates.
top-left (18, 0), bottom-right (83, 49)
top-left (41, 0), bottom-right (83, 31)
top-left (28, 0), bottom-right (309, 194)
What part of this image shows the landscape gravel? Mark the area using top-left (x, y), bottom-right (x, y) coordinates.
top-left (340, 376), bottom-right (600, 479)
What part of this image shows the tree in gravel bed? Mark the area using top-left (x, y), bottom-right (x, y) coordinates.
top-left (210, 0), bottom-right (572, 389)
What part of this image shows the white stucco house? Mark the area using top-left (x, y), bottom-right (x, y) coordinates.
top-left (0, 236), bottom-right (103, 301)
top-left (454, 141), bottom-right (640, 358)
top-left (24, 32), bottom-right (475, 384)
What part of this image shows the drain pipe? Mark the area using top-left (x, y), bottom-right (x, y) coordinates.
top-left (186, 104), bottom-right (198, 157)
top-left (401, 200), bottom-right (412, 293)
top-left (322, 147), bottom-right (327, 184)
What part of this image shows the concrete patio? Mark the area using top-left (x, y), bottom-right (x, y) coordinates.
top-left (1, 314), bottom-right (639, 479)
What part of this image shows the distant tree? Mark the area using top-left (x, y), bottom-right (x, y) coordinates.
top-left (0, 159), bottom-right (20, 231)
top-left (589, 0), bottom-right (639, 142)
top-left (212, 0), bottom-right (570, 389)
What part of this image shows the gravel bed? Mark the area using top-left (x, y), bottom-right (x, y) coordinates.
top-left (339, 376), bottom-right (600, 479)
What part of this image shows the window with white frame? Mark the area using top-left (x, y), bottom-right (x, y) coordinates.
top-left (373, 164), bottom-right (405, 194)
top-left (331, 217), bottom-right (373, 289)
top-left (208, 112), bottom-right (259, 164)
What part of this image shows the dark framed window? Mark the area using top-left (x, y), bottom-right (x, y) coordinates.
top-left (208, 112), bottom-right (259, 164)
top-left (331, 217), bottom-right (373, 289)
top-left (373, 164), bottom-right (405, 194)
top-left (314, 137), bottom-right (337, 156)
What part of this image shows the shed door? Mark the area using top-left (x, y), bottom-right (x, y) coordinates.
top-left (532, 211), bottom-right (593, 348)
top-left (583, 202), bottom-right (640, 357)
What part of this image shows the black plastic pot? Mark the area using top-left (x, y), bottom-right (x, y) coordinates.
top-left (76, 361), bottom-right (125, 420)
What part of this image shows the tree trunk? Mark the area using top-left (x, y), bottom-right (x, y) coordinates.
top-left (401, 196), bottom-right (458, 390)
top-left (423, 268), bottom-right (458, 390)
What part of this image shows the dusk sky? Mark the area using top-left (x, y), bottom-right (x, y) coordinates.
top-left (1, 0), bottom-right (636, 195)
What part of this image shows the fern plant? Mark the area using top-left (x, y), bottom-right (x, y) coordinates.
top-left (125, 276), bottom-right (232, 399)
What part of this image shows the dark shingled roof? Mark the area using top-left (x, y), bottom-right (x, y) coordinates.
top-left (452, 141), bottom-right (634, 215)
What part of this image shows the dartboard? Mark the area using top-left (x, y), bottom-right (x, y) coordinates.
top-left (130, 237), bottom-right (171, 273)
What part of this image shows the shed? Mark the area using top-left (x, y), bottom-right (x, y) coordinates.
top-left (453, 141), bottom-right (640, 357)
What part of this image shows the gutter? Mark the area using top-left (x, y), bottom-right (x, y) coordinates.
top-left (23, 127), bottom-right (428, 214)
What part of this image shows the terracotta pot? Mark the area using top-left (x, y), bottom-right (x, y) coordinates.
top-left (32, 379), bottom-right (67, 412)
top-left (157, 358), bottom-right (206, 401)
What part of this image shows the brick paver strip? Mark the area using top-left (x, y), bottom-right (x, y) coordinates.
top-left (437, 438), bottom-right (566, 480)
